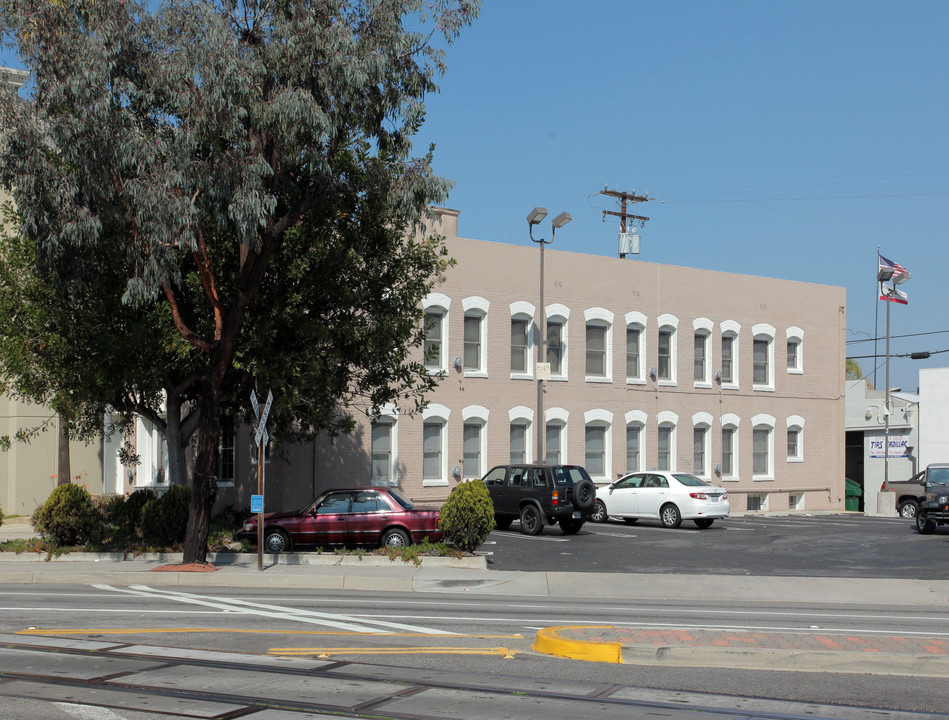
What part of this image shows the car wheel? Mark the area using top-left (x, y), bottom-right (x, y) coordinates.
top-left (660, 503), bottom-right (682, 529)
top-left (572, 479), bottom-right (596, 511)
top-left (916, 512), bottom-right (936, 535)
top-left (559, 517), bottom-right (584, 535)
top-left (519, 505), bottom-right (544, 536)
top-left (622, 517), bottom-right (638, 525)
top-left (494, 517), bottom-right (513, 530)
top-left (263, 528), bottom-right (290, 553)
top-left (590, 500), bottom-right (608, 523)
top-left (694, 518), bottom-right (714, 529)
top-left (898, 500), bottom-right (919, 519)
top-left (381, 527), bottom-right (411, 548)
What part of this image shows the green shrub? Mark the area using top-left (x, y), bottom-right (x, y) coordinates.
top-left (439, 479), bottom-right (495, 552)
top-left (107, 489), bottom-right (156, 540)
top-left (34, 483), bottom-right (103, 546)
top-left (0, 505), bottom-right (4, 528)
top-left (140, 484), bottom-right (191, 547)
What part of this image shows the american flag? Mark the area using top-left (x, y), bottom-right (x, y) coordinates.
top-left (879, 255), bottom-right (910, 284)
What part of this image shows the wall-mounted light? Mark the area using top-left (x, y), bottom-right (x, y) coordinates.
top-left (714, 370), bottom-right (722, 383)
top-left (714, 464), bottom-right (722, 476)
top-left (453, 356), bottom-right (462, 370)
top-left (452, 465), bottom-right (462, 480)
top-left (649, 367), bottom-right (657, 379)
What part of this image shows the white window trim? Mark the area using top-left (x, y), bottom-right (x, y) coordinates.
top-left (720, 413), bottom-right (741, 482)
top-left (786, 326), bottom-right (804, 375)
top-left (657, 410), bottom-right (678, 471)
top-left (786, 414), bottom-right (805, 463)
top-left (693, 317), bottom-right (713, 389)
top-left (370, 404), bottom-right (400, 487)
top-left (462, 296), bottom-right (489, 378)
top-left (751, 413), bottom-right (776, 481)
top-left (546, 303), bottom-right (570, 380)
top-left (584, 307), bottom-right (614, 383)
top-left (546, 407), bottom-right (569, 465)
top-left (752, 323), bottom-right (776, 392)
top-left (625, 311), bottom-right (648, 385)
top-left (657, 313), bottom-right (679, 387)
top-left (625, 409), bottom-right (648, 475)
top-left (422, 404), bottom-right (451, 487)
top-left (422, 293), bottom-right (451, 376)
top-left (510, 301), bottom-right (536, 381)
top-left (692, 411), bottom-right (713, 478)
top-left (509, 406), bottom-right (534, 464)
top-left (584, 408), bottom-right (613, 483)
top-left (720, 320), bottom-right (741, 390)
top-left (461, 407), bottom-right (488, 480)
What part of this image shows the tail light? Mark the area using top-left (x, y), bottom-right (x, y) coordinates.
top-left (689, 492), bottom-right (709, 499)
top-left (552, 490), bottom-right (559, 506)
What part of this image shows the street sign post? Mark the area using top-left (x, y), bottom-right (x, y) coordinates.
top-left (251, 389), bottom-right (274, 571)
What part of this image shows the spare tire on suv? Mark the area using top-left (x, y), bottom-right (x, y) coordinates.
top-left (481, 464), bottom-right (597, 536)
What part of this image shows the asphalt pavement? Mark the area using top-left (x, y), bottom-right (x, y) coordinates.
top-left (2, 515), bottom-right (949, 675)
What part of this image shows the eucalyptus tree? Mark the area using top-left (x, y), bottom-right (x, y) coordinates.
top-left (0, 0), bottom-right (478, 562)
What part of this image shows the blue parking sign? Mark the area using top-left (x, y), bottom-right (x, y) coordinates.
top-left (251, 495), bottom-right (263, 514)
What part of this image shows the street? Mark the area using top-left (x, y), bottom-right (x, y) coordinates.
top-left (0, 514), bottom-right (948, 719)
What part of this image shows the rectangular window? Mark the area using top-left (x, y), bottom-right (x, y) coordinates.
top-left (693, 427), bottom-right (706, 474)
top-left (510, 423), bottom-right (527, 464)
top-left (371, 421), bottom-right (393, 485)
top-left (463, 423), bottom-right (481, 478)
top-left (547, 322), bottom-right (563, 375)
top-left (424, 312), bottom-right (442, 370)
top-left (747, 493), bottom-right (766, 511)
top-left (753, 339), bottom-right (769, 384)
top-left (218, 416), bottom-right (235, 484)
top-left (626, 328), bottom-right (640, 379)
top-left (787, 428), bottom-right (799, 459)
top-left (585, 425), bottom-right (606, 475)
top-left (721, 428), bottom-right (734, 476)
top-left (721, 336), bottom-right (734, 383)
top-left (657, 426), bottom-right (671, 470)
top-left (464, 315), bottom-right (481, 371)
top-left (546, 424), bottom-right (561, 465)
top-left (511, 319), bottom-right (528, 373)
top-left (626, 425), bottom-right (641, 473)
top-left (658, 329), bottom-right (672, 380)
top-left (694, 333), bottom-right (706, 381)
top-left (753, 428), bottom-right (770, 475)
top-left (586, 324), bottom-right (607, 377)
top-left (422, 422), bottom-right (442, 480)
top-left (787, 340), bottom-right (799, 371)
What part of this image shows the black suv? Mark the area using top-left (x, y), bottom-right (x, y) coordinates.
top-left (916, 463), bottom-right (949, 534)
top-left (481, 464), bottom-right (597, 536)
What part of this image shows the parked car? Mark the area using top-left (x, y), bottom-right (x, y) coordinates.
top-left (915, 464), bottom-right (949, 534)
top-left (884, 471), bottom-right (927, 519)
top-left (481, 464), bottom-right (597, 535)
top-left (238, 487), bottom-right (442, 552)
top-left (591, 471), bottom-right (730, 528)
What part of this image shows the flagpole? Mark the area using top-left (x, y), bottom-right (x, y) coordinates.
top-left (874, 246), bottom-right (880, 389)
top-left (884, 287), bottom-right (890, 494)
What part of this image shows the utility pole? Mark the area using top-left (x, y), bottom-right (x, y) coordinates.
top-left (601, 186), bottom-right (649, 227)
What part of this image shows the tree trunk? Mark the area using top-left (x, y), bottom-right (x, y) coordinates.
top-left (57, 413), bottom-right (70, 486)
top-left (164, 393), bottom-right (190, 487)
top-left (181, 387), bottom-right (219, 564)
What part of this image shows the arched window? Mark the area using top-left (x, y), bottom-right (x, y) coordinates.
top-left (422, 293), bottom-right (451, 374)
top-left (584, 409), bottom-right (613, 482)
top-left (657, 314), bottom-right (679, 386)
top-left (585, 308), bottom-right (614, 382)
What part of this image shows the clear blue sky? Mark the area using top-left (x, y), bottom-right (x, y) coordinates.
top-left (412, 0), bottom-right (949, 393)
top-left (3, 1), bottom-right (947, 392)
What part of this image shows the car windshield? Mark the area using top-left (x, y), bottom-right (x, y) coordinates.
top-left (928, 467), bottom-right (949, 487)
top-left (387, 489), bottom-right (416, 510)
top-left (552, 466), bottom-right (593, 486)
top-left (672, 473), bottom-right (710, 487)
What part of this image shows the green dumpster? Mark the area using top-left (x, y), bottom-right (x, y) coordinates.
top-left (845, 477), bottom-right (862, 511)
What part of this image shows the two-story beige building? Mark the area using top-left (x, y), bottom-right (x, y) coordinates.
top-left (215, 207), bottom-right (847, 515)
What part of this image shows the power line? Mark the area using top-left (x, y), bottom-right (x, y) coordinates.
top-left (846, 329), bottom-right (949, 344)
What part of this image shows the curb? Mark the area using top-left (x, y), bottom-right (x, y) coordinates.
top-left (533, 626), bottom-right (622, 664)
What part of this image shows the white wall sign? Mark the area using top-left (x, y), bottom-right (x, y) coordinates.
top-left (869, 435), bottom-right (909, 459)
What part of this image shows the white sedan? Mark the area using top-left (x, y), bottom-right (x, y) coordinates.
top-left (591, 471), bottom-right (729, 528)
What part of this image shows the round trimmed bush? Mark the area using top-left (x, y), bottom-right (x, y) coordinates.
top-left (439, 478), bottom-right (495, 552)
top-left (107, 489), bottom-right (156, 540)
top-left (34, 483), bottom-right (103, 546)
top-left (140, 483), bottom-right (191, 547)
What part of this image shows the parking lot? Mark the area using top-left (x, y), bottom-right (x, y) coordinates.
top-left (481, 513), bottom-right (949, 579)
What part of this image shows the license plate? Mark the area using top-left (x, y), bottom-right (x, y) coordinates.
top-left (572, 511), bottom-right (581, 519)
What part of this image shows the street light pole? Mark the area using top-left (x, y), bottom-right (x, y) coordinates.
top-left (528, 207), bottom-right (571, 464)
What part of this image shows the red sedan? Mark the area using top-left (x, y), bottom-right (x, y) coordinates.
top-left (238, 487), bottom-right (442, 553)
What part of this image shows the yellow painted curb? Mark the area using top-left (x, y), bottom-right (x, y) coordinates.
top-left (533, 625), bottom-right (622, 664)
